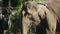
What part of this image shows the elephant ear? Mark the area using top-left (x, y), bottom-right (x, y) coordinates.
top-left (37, 3), bottom-right (47, 19)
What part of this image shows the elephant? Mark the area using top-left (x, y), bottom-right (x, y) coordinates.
top-left (21, 0), bottom-right (59, 34)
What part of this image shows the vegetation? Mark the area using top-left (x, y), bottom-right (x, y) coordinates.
top-left (7, 0), bottom-right (23, 34)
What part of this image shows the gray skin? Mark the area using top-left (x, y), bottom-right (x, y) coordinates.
top-left (22, 0), bottom-right (60, 34)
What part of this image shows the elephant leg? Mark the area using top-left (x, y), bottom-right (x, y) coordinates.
top-left (46, 11), bottom-right (57, 34)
